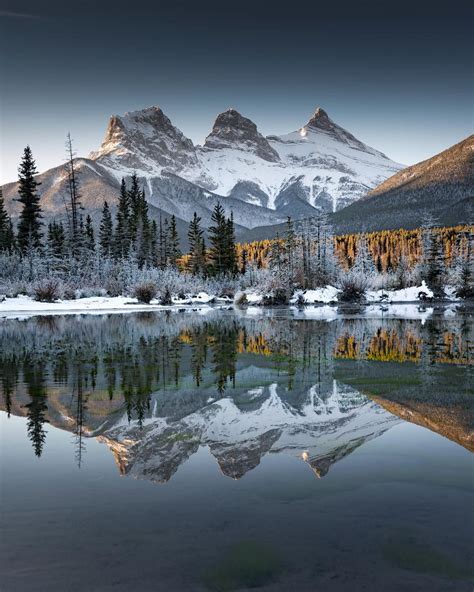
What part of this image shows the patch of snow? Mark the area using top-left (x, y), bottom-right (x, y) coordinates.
top-left (290, 286), bottom-right (340, 304)
top-left (366, 281), bottom-right (434, 303)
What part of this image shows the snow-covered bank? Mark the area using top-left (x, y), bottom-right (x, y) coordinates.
top-left (0, 295), bottom-right (223, 320)
top-left (0, 283), bottom-right (468, 321)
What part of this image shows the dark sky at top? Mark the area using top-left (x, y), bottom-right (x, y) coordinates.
top-left (1, 0), bottom-right (472, 182)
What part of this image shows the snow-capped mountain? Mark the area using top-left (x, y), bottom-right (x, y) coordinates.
top-left (88, 105), bottom-right (403, 214)
top-left (2, 104), bottom-right (404, 233)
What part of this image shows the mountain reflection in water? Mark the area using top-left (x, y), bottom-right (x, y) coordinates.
top-left (0, 310), bottom-right (472, 483)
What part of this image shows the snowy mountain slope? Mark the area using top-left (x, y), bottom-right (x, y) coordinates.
top-left (86, 104), bottom-right (403, 215)
top-left (180, 107), bottom-right (403, 212)
top-left (2, 104), bottom-right (404, 231)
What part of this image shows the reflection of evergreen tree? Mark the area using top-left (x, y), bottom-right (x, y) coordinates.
top-left (209, 322), bottom-right (239, 395)
top-left (23, 357), bottom-right (48, 458)
top-left (1, 360), bottom-right (17, 418)
top-left (190, 328), bottom-right (208, 387)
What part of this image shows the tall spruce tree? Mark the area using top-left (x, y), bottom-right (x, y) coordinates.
top-left (135, 189), bottom-right (151, 267)
top-left (85, 215), bottom-right (95, 252)
top-left (99, 201), bottom-right (114, 257)
top-left (167, 215), bottom-right (181, 267)
top-left (225, 212), bottom-right (238, 276)
top-left (208, 202), bottom-right (228, 276)
top-left (16, 146), bottom-right (42, 253)
top-left (114, 178), bottom-right (130, 258)
top-left (47, 221), bottom-right (66, 259)
top-left (187, 212), bottom-right (206, 275)
top-left (421, 215), bottom-right (445, 297)
top-left (128, 172), bottom-right (141, 243)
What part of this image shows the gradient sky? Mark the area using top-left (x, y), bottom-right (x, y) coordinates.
top-left (1, 0), bottom-right (472, 183)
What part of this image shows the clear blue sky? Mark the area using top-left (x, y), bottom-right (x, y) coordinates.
top-left (1, 0), bottom-right (473, 183)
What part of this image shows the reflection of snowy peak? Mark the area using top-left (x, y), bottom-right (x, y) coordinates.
top-left (100, 381), bottom-right (398, 484)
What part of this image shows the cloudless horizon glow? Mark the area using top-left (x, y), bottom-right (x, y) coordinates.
top-left (1, 0), bottom-right (472, 183)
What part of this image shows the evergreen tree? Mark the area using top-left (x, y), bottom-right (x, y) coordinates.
top-left (47, 221), bottom-right (66, 259)
top-left (0, 188), bottom-right (15, 253)
top-left (85, 214), bottom-right (95, 252)
top-left (99, 201), bottom-right (114, 257)
top-left (16, 146), bottom-right (42, 253)
top-left (150, 220), bottom-right (158, 266)
top-left (240, 247), bottom-right (247, 275)
top-left (225, 212), bottom-right (238, 276)
top-left (167, 215), bottom-right (181, 267)
top-left (135, 189), bottom-right (151, 267)
top-left (187, 212), bottom-right (206, 275)
top-left (114, 178), bottom-right (130, 258)
top-left (128, 172), bottom-right (141, 242)
top-left (208, 202), bottom-right (229, 276)
top-left (421, 216), bottom-right (445, 296)
top-left (285, 216), bottom-right (296, 285)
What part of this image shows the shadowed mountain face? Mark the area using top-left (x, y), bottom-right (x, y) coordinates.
top-left (331, 135), bottom-right (474, 233)
top-left (0, 310), bottom-right (471, 481)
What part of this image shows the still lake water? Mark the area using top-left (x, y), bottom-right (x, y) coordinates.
top-left (0, 307), bottom-right (473, 592)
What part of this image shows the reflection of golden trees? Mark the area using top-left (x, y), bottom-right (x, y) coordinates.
top-left (436, 332), bottom-right (473, 365)
top-left (334, 334), bottom-right (360, 360)
top-left (334, 329), bottom-right (470, 365)
top-left (366, 329), bottom-right (421, 363)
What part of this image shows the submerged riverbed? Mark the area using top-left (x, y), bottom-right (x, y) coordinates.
top-left (0, 308), bottom-right (472, 591)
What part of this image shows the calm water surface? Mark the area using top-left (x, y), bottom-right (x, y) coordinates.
top-left (0, 308), bottom-right (473, 591)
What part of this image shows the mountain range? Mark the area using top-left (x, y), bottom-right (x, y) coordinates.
top-left (2, 106), bottom-right (472, 240)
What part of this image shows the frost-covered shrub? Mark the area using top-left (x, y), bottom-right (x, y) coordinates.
top-left (34, 279), bottom-right (60, 303)
top-left (75, 287), bottom-right (107, 299)
top-left (159, 287), bottom-right (172, 305)
top-left (263, 288), bottom-right (289, 305)
top-left (133, 282), bottom-right (158, 304)
top-left (234, 291), bottom-right (248, 306)
top-left (337, 271), bottom-right (368, 302)
top-left (105, 277), bottom-right (124, 297)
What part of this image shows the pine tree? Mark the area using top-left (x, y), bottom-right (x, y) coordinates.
top-left (114, 178), bottom-right (130, 258)
top-left (128, 172), bottom-right (141, 243)
top-left (241, 247), bottom-right (247, 275)
top-left (285, 216), bottom-right (296, 285)
top-left (99, 201), bottom-right (114, 257)
top-left (225, 212), bottom-right (238, 276)
top-left (47, 221), bottom-right (66, 259)
top-left (16, 146), bottom-right (42, 254)
top-left (135, 189), bottom-right (151, 267)
top-left (167, 215), bottom-right (181, 267)
top-left (85, 215), bottom-right (95, 252)
top-left (0, 188), bottom-right (14, 253)
top-left (187, 212), bottom-right (206, 275)
top-left (421, 216), bottom-right (444, 296)
top-left (150, 220), bottom-right (158, 266)
top-left (208, 202), bottom-right (229, 276)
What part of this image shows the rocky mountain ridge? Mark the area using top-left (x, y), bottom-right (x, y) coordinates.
top-left (2, 104), bottom-right (404, 233)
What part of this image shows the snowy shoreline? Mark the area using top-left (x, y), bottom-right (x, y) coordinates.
top-left (0, 289), bottom-right (470, 321)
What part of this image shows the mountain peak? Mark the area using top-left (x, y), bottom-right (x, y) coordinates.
top-left (90, 106), bottom-right (197, 174)
top-left (310, 106), bottom-right (329, 121)
top-left (306, 106), bottom-right (337, 131)
top-left (204, 109), bottom-right (280, 163)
